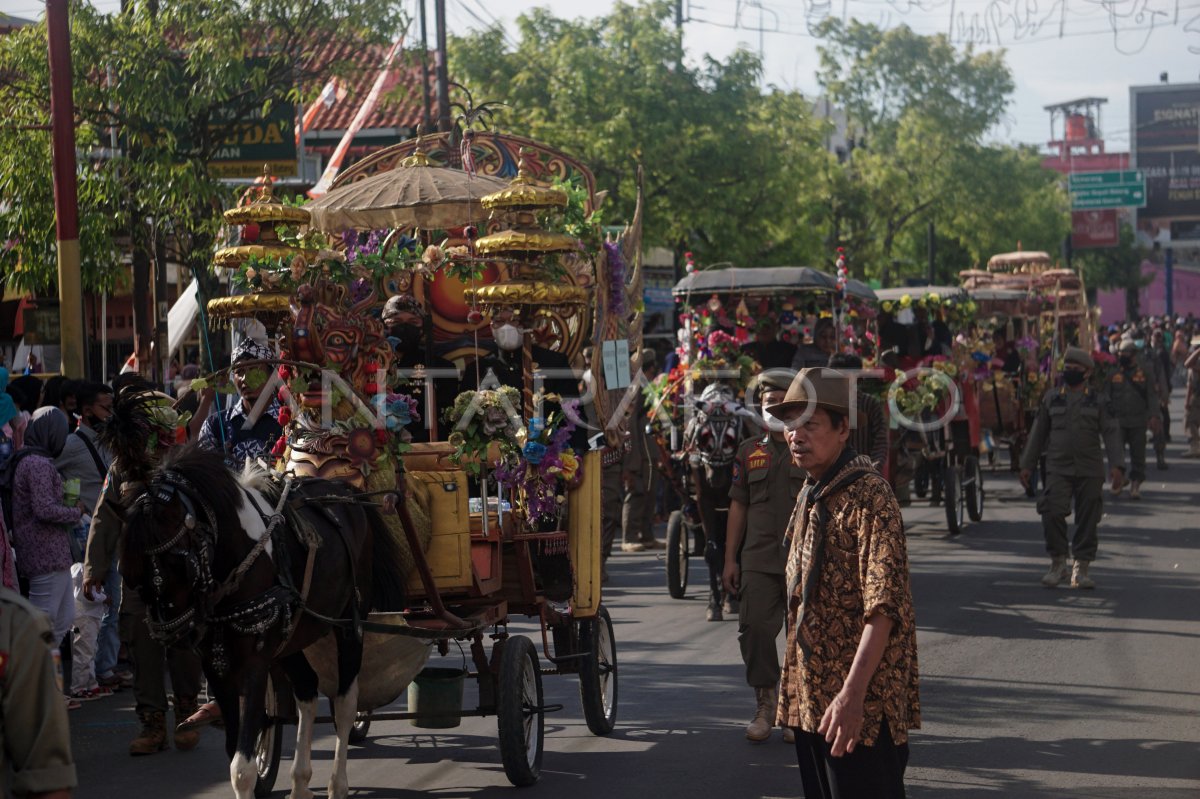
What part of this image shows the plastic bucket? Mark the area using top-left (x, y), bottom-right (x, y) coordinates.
top-left (407, 667), bottom-right (466, 729)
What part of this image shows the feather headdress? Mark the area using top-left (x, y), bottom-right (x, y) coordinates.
top-left (99, 378), bottom-right (192, 478)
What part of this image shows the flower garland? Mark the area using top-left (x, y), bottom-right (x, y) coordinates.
top-left (443, 386), bottom-right (522, 476)
top-left (494, 409), bottom-right (581, 526)
top-left (604, 241), bottom-right (627, 318)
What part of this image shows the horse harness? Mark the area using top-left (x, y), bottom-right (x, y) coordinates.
top-left (137, 470), bottom-right (322, 673)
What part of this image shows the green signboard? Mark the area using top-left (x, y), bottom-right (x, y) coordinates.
top-left (208, 101), bottom-right (297, 179)
top-left (1068, 170), bottom-right (1144, 187)
top-left (1069, 170), bottom-right (1147, 210)
top-left (1071, 185), bottom-right (1146, 210)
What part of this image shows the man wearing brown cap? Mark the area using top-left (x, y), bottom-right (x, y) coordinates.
top-left (1020, 347), bottom-right (1124, 589)
top-left (724, 369), bottom-right (805, 744)
top-left (771, 368), bottom-right (920, 799)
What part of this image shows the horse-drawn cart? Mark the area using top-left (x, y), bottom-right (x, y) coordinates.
top-left (875, 286), bottom-right (985, 535)
top-left (652, 265), bottom-right (876, 605)
top-left (179, 130), bottom-right (634, 797)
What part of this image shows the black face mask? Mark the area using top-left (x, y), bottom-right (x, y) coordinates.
top-left (85, 414), bottom-right (106, 431)
top-left (389, 324), bottom-right (423, 354)
top-left (1062, 370), bottom-right (1086, 387)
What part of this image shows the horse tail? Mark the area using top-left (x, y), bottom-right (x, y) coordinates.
top-left (365, 506), bottom-right (408, 612)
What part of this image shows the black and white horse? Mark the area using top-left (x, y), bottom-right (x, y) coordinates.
top-left (121, 445), bottom-right (407, 799)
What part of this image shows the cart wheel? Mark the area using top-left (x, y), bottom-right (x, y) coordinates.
top-left (254, 676), bottom-right (284, 798)
top-left (943, 464), bottom-right (965, 535)
top-left (348, 710), bottom-right (372, 745)
top-left (964, 456), bottom-right (984, 522)
top-left (578, 605), bottom-right (618, 735)
top-left (497, 635), bottom-right (544, 787)
top-left (665, 511), bottom-right (689, 599)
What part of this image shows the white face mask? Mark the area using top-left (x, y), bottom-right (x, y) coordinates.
top-left (494, 323), bottom-right (523, 352)
top-left (761, 410), bottom-right (787, 433)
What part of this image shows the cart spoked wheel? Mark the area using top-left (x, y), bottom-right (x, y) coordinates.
top-left (348, 710), bottom-right (372, 745)
top-left (943, 463), bottom-right (965, 536)
top-left (254, 677), bottom-right (284, 798)
top-left (665, 511), bottom-right (689, 599)
top-left (497, 635), bottom-right (544, 787)
top-left (578, 605), bottom-right (618, 735)
top-left (964, 455), bottom-right (985, 522)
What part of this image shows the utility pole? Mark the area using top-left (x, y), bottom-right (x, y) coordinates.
top-left (434, 0), bottom-right (451, 133)
top-left (46, 0), bottom-right (85, 378)
top-left (419, 0), bottom-right (432, 133)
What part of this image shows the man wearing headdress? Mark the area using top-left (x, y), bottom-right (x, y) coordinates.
top-left (381, 294), bottom-right (457, 443)
top-left (197, 339), bottom-right (283, 468)
top-left (82, 381), bottom-right (203, 756)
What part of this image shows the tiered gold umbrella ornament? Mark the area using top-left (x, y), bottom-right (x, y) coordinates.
top-left (466, 148), bottom-right (590, 418)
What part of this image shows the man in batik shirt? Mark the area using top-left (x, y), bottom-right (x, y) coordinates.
top-left (197, 339), bottom-right (282, 468)
top-left (769, 367), bottom-right (920, 799)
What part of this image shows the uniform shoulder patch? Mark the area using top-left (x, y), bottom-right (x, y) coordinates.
top-left (731, 461), bottom-right (743, 486)
top-left (746, 443), bottom-right (771, 472)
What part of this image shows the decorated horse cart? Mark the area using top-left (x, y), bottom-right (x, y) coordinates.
top-left (654, 265), bottom-right (876, 605)
top-left (153, 131), bottom-right (637, 797)
top-left (874, 286), bottom-right (985, 535)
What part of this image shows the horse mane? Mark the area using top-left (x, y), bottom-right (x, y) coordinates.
top-left (158, 445), bottom-right (247, 516)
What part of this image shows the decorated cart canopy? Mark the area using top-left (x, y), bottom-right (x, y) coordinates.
top-left (671, 265), bottom-right (877, 302)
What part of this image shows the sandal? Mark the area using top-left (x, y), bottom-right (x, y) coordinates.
top-left (65, 697), bottom-right (83, 711)
top-left (176, 701), bottom-right (223, 733)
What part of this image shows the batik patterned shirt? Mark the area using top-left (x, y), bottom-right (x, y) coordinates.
top-left (777, 453), bottom-right (921, 745)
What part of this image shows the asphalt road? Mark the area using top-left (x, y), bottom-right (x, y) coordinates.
top-left (68, 399), bottom-right (1200, 799)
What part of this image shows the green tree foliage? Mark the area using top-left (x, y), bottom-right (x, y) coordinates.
top-left (0, 0), bottom-right (406, 298)
top-left (1075, 224), bottom-right (1152, 320)
top-left (814, 19), bottom-right (1069, 282)
top-left (449, 1), bottom-right (832, 267)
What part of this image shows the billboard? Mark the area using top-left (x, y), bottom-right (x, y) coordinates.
top-left (1131, 84), bottom-right (1200, 220)
top-left (1071, 209), bottom-right (1119, 249)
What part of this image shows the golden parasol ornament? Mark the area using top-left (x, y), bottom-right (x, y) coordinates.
top-left (305, 144), bottom-right (510, 232)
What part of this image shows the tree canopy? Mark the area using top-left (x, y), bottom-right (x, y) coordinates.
top-left (449, 1), bottom-right (832, 268)
top-left (0, 0), bottom-right (407, 295)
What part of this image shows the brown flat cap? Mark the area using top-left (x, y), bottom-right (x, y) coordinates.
top-left (1063, 346), bottom-right (1093, 370)
top-left (769, 367), bottom-right (852, 421)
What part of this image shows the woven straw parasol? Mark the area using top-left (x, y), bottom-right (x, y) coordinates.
top-left (306, 149), bottom-right (509, 232)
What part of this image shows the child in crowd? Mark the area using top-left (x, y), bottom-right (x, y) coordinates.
top-left (70, 561), bottom-right (111, 701)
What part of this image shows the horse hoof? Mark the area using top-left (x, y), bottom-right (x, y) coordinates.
top-left (289, 789), bottom-right (314, 799)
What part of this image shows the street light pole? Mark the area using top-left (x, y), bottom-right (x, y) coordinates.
top-left (46, 0), bottom-right (85, 378)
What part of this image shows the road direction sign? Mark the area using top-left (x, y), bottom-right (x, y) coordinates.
top-left (1068, 170), bottom-right (1143, 187)
top-left (1071, 184), bottom-right (1146, 210)
top-left (1069, 170), bottom-right (1146, 210)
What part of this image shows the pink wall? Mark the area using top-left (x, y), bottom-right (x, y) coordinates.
top-left (1097, 259), bottom-right (1200, 324)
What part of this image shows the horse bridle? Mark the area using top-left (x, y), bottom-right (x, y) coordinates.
top-left (136, 471), bottom-right (221, 646)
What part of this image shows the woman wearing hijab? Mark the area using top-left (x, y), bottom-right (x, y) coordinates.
top-left (10, 407), bottom-right (82, 646)
top-left (0, 368), bottom-right (18, 589)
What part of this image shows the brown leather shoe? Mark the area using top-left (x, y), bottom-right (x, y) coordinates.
top-left (129, 711), bottom-right (168, 756)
